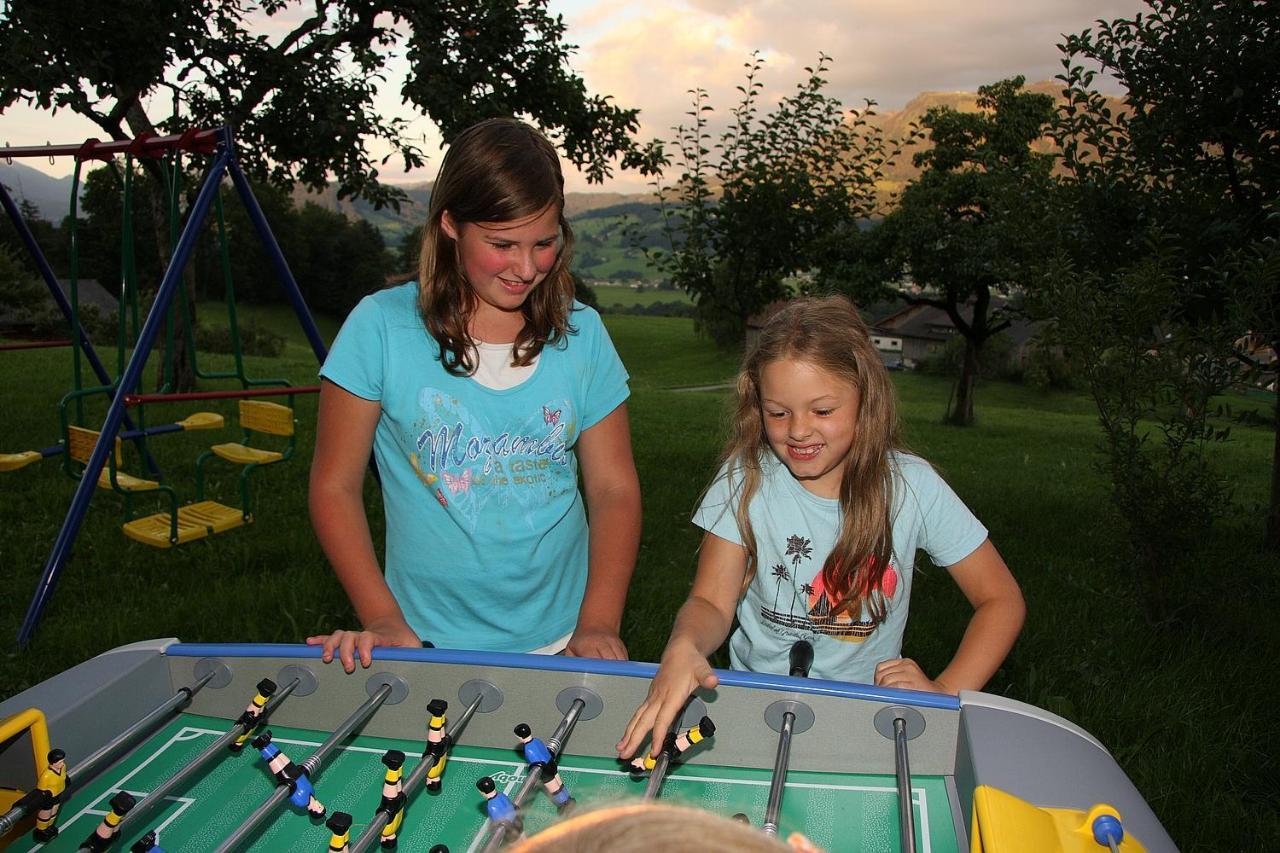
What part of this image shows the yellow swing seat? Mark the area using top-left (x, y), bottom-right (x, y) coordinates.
top-left (210, 443), bottom-right (283, 466)
top-left (122, 500), bottom-right (247, 548)
top-left (0, 451), bottom-right (42, 472)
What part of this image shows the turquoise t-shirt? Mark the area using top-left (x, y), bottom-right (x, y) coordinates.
top-left (320, 283), bottom-right (630, 652)
top-left (694, 452), bottom-right (988, 684)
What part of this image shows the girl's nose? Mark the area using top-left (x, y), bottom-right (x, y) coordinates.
top-left (513, 250), bottom-right (537, 281)
top-left (788, 415), bottom-right (812, 439)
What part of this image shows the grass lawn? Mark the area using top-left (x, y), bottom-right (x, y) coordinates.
top-left (590, 283), bottom-right (692, 309)
top-left (0, 309), bottom-right (1276, 852)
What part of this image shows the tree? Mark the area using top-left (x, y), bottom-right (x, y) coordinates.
top-left (834, 77), bottom-right (1055, 425)
top-left (0, 0), bottom-right (657, 208)
top-left (0, 0), bottom-right (660, 386)
top-left (1051, 0), bottom-right (1280, 552)
top-left (650, 53), bottom-right (907, 346)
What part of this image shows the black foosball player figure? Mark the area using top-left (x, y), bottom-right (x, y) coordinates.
top-left (377, 749), bottom-right (407, 849)
top-left (476, 776), bottom-right (522, 837)
top-left (252, 730), bottom-right (326, 818)
top-left (80, 790), bottom-right (135, 851)
top-left (229, 678), bottom-right (277, 752)
top-left (130, 829), bottom-right (166, 852)
top-left (17, 747), bottom-right (67, 842)
top-left (513, 723), bottom-right (574, 812)
top-left (326, 811), bottom-right (353, 852)
top-left (425, 698), bottom-right (449, 793)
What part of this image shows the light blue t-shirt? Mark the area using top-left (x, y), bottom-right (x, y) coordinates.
top-left (320, 283), bottom-right (630, 652)
top-left (694, 452), bottom-right (988, 684)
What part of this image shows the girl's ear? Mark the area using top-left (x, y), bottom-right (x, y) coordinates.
top-left (440, 211), bottom-right (460, 241)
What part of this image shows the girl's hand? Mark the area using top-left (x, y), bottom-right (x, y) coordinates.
top-left (564, 626), bottom-right (629, 660)
top-left (615, 640), bottom-right (719, 760)
top-left (306, 617), bottom-right (421, 674)
top-left (873, 658), bottom-right (955, 694)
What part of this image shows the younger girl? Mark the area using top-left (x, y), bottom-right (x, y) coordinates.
top-left (309, 118), bottom-right (640, 671)
top-left (618, 296), bottom-right (1023, 759)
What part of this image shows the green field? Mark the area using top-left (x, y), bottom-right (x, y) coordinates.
top-left (0, 309), bottom-right (1276, 852)
top-left (590, 283), bottom-right (692, 309)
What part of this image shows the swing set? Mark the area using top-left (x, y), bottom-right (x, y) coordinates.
top-left (0, 128), bottom-right (329, 646)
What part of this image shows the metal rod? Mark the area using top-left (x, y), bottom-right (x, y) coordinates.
top-left (893, 716), bottom-right (917, 853)
top-left (762, 711), bottom-right (795, 835)
top-left (124, 385), bottom-right (320, 406)
top-left (0, 130), bottom-right (220, 160)
top-left (214, 683), bottom-right (394, 853)
top-left (477, 698), bottom-right (586, 853)
top-left (641, 750), bottom-right (674, 800)
top-left (116, 677), bottom-right (302, 837)
top-left (350, 693), bottom-right (485, 853)
top-left (0, 672), bottom-right (219, 834)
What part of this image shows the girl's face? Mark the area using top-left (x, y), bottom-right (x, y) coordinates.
top-left (758, 358), bottom-right (861, 499)
top-left (441, 204), bottom-right (562, 331)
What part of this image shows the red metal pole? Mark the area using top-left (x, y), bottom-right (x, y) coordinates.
top-left (123, 385), bottom-right (321, 406)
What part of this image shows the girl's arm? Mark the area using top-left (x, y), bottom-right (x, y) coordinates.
top-left (874, 538), bottom-right (1025, 694)
top-left (616, 531), bottom-right (747, 759)
top-left (306, 380), bottom-right (421, 672)
top-left (567, 403), bottom-right (642, 660)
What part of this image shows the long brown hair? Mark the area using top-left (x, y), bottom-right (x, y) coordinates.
top-left (418, 117), bottom-right (577, 374)
top-left (724, 296), bottom-right (904, 624)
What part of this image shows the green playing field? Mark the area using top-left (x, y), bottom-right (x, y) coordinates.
top-left (19, 713), bottom-right (960, 852)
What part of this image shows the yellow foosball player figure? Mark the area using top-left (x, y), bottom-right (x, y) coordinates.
top-left (628, 716), bottom-right (716, 774)
top-left (378, 750), bottom-right (407, 849)
top-left (229, 678), bottom-right (277, 752)
top-left (425, 699), bottom-right (449, 793)
top-left (22, 748), bottom-right (67, 842)
top-left (326, 811), bottom-right (352, 852)
top-left (81, 791), bottom-right (135, 852)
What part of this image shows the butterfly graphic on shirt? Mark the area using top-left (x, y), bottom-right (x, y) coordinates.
top-left (414, 386), bottom-right (576, 532)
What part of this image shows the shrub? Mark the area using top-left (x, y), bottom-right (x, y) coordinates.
top-left (195, 319), bottom-right (285, 358)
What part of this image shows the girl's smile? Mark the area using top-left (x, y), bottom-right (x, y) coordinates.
top-left (758, 358), bottom-right (861, 499)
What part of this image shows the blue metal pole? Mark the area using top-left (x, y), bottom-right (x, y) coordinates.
top-left (17, 145), bottom-right (233, 647)
top-left (224, 139), bottom-right (328, 364)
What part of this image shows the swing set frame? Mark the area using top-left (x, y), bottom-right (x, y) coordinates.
top-left (1, 127), bottom-right (330, 647)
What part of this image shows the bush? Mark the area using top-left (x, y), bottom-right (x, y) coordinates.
top-left (195, 319), bottom-right (285, 358)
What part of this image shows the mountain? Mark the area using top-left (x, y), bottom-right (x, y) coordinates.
top-left (0, 161), bottom-right (77, 222)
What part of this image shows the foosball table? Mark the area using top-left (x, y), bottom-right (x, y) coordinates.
top-left (0, 640), bottom-right (1175, 852)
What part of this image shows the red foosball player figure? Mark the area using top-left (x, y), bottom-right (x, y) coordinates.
top-left (628, 716), bottom-right (716, 774)
top-left (326, 811), bottom-right (353, 852)
top-left (229, 678), bottom-right (277, 752)
top-left (513, 723), bottom-right (574, 812)
top-left (252, 731), bottom-right (326, 818)
top-left (80, 790), bottom-right (135, 852)
top-left (130, 829), bottom-right (166, 852)
top-left (424, 699), bottom-right (449, 793)
top-left (18, 747), bottom-right (67, 842)
top-left (377, 750), bottom-right (407, 849)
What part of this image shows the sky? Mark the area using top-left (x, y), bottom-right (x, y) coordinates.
top-left (2, 0), bottom-right (1150, 194)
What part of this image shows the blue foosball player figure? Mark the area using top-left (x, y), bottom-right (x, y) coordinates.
top-left (514, 723), bottom-right (574, 812)
top-left (130, 829), bottom-right (166, 852)
top-left (477, 776), bottom-right (522, 837)
top-left (253, 730), bottom-right (326, 818)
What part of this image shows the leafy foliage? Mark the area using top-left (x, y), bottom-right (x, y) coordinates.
top-left (833, 76), bottom-right (1055, 425)
top-left (1050, 0), bottom-right (1280, 552)
top-left (649, 53), bottom-right (908, 346)
top-left (0, 0), bottom-right (660, 209)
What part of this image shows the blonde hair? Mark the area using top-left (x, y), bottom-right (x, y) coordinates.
top-left (724, 295), bottom-right (903, 624)
top-left (417, 117), bottom-right (578, 375)
top-left (508, 802), bottom-right (804, 852)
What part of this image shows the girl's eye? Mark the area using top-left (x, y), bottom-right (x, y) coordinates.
top-left (766, 410), bottom-right (787, 419)
top-left (488, 242), bottom-right (514, 250)
top-left (814, 409), bottom-right (834, 417)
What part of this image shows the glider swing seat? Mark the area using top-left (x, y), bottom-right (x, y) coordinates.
top-left (1, 128), bottom-right (330, 645)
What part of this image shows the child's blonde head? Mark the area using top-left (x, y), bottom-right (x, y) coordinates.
top-left (727, 295), bottom-right (902, 621)
top-left (508, 801), bottom-right (821, 852)
top-left (418, 117), bottom-right (578, 373)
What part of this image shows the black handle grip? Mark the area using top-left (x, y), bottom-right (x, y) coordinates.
top-left (789, 640), bottom-right (814, 678)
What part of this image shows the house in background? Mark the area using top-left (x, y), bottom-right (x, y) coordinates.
top-left (0, 278), bottom-right (117, 336)
top-left (871, 300), bottom-right (1040, 370)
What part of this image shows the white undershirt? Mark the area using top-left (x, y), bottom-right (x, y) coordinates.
top-left (470, 340), bottom-right (538, 390)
